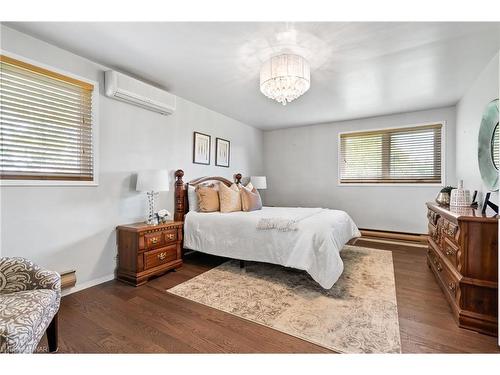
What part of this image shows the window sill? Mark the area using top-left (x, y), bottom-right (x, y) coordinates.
top-left (0, 180), bottom-right (99, 187)
top-left (337, 182), bottom-right (444, 187)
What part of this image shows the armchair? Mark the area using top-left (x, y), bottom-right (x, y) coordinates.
top-left (0, 257), bottom-right (61, 353)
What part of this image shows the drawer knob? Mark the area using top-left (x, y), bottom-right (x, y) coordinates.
top-left (157, 252), bottom-right (167, 261)
top-left (151, 237), bottom-right (159, 244)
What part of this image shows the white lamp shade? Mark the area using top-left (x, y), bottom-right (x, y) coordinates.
top-left (250, 176), bottom-right (267, 189)
top-left (136, 169), bottom-right (170, 192)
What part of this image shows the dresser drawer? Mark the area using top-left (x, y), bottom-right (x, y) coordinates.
top-left (144, 245), bottom-right (178, 270)
top-left (144, 232), bottom-right (165, 250)
top-left (163, 228), bottom-right (178, 244)
top-left (428, 246), bottom-right (459, 304)
top-left (443, 238), bottom-right (459, 269)
top-left (427, 209), bottom-right (440, 226)
top-left (428, 223), bottom-right (439, 244)
top-left (441, 217), bottom-right (459, 245)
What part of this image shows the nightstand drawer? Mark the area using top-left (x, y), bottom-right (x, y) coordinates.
top-left (163, 229), bottom-right (177, 244)
top-left (144, 245), bottom-right (177, 269)
top-left (144, 232), bottom-right (165, 249)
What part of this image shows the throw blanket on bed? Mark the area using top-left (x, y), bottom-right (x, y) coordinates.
top-left (256, 208), bottom-right (323, 231)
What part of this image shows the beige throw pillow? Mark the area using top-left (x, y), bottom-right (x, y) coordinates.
top-left (219, 182), bottom-right (242, 213)
top-left (240, 185), bottom-right (262, 212)
top-left (196, 184), bottom-right (220, 212)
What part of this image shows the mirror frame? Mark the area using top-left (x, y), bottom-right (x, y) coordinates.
top-left (478, 99), bottom-right (499, 191)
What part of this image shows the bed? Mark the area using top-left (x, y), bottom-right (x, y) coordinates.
top-left (173, 170), bottom-right (361, 289)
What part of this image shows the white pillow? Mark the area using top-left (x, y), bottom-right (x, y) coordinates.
top-left (237, 182), bottom-right (254, 191)
top-left (187, 184), bottom-right (198, 212)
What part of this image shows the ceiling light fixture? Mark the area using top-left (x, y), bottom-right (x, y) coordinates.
top-left (259, 54), bottom-right (310, 105)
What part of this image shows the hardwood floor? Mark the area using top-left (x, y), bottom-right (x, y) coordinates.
top-left (37, 240), bottom-right (500, 353)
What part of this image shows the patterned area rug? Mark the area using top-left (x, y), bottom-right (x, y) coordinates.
top-left (167, 245), bottom-right (401, 353)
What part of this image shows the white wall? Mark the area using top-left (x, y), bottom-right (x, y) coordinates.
top-left (0, 26), bottom-right (264, 290)
top-left (456, 52), bottom-right (499, 206)
top-left (263, 107), bottom-right (457, 234)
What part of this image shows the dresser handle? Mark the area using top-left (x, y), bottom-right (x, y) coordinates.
top-left (157, 252), bottom-right (167, 261)
top-left (151, 237), bottom-right (159, 244)
top-left (166, 233), bottom-right (175, 240)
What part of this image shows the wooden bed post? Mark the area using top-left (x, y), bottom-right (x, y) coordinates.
top-left (234, 173), bottom-right (242, 185)
top-left (174, 169), bottom-right (186, 222)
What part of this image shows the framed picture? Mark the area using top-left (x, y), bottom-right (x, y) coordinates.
top-left (193, 132), bottom-right (211, 165)
top-left (215, 137), bottom-right (230, 167)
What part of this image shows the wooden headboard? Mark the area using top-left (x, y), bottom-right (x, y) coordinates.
top-left (174, 169), bottom-right (242, 221)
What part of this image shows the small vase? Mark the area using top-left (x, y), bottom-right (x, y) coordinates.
top-left (450, 180), bottom-right (471, 207)
top-left (436, 192), bottom-right (450, 206)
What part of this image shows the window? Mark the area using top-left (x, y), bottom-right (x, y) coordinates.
top-left (339, 123), bottom-right (443, 184)
top-left (0, 55), bottom-right (95, 182)
top-left (492, 124), bottom-right (499, 169)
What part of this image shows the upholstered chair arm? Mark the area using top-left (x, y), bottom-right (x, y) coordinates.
top-left (0, 257), bottom-right (61, 294)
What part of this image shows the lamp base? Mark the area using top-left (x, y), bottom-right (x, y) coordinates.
top-left (145, 191), bottom-right (159, 225)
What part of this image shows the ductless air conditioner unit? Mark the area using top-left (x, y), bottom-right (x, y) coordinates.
top-left (104, 70), bottom-right (176, 115)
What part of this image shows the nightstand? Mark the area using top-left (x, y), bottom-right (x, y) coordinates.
top-left (116, 221), bottom-right (183, 286)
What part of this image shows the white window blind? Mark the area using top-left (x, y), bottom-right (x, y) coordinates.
top-left (0, 55), bottom-right (94, 181)
top-left (340, 123), bottom-right (443, 184)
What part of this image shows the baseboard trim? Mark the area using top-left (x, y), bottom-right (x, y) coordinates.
top-left (359, 228), bottom-right (428, 243)
top-left (354, 237), bottom-right (428, 249)
top-left (61, 273), bottom-right (115, 297)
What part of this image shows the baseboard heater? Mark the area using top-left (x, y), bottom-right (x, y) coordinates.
top-left (359, 229), bottom-right (428, 243)
top-left (60, 270), bottom-right (76, 290)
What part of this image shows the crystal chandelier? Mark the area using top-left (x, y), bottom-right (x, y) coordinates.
top-left (260, 54), bottom-right (310, 105)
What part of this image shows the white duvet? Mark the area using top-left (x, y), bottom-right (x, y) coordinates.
top-left (184, 207), bottom-right (361, 289)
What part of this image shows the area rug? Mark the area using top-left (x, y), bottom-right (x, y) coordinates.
top-left (167, 245), bottom-right (401, 353)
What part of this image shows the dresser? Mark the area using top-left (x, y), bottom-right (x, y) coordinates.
top-left (426, 202), bottom-right (498, 336)
top-left (116, 221), bottom-right (183, 286)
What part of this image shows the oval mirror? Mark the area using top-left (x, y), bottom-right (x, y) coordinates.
top-left (478, 99), bottom-right (499, 191)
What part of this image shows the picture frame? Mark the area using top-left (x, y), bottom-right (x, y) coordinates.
top-left (215, 137), bottom-right (230, 167)
top-left (193, 132), bottom-right (211, 165)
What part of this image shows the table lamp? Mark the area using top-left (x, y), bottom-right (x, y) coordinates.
top-left (136, 169), bottom-right (170, 224)
top-left (250, 176), bottom-right (267, 190)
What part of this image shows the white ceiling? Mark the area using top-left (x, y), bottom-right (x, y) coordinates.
top-left (5, 22), bottom-right (500, 130)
